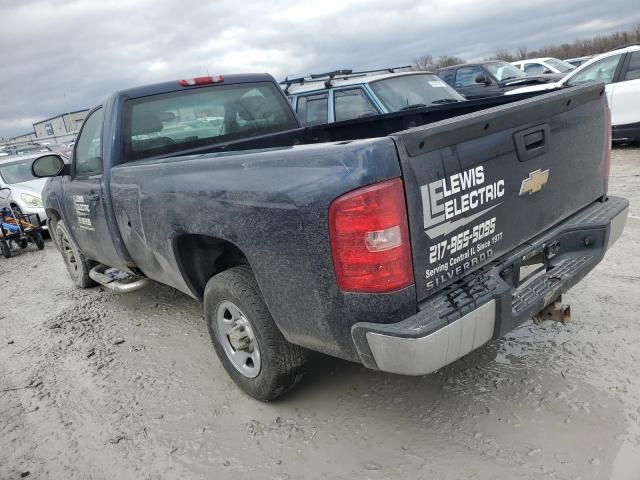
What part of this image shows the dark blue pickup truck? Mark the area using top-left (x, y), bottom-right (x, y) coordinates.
top-left (31, 73), bottom-right (627, 400)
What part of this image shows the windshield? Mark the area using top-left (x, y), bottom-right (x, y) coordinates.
top-left (124, 82), bottom-right (299, 162)
top-left (545, 58), bottom-right (575, 73)
top-left (369, 74), bottom-right (463, 112)
top-left (484, 62), bottom-right (526, 81)
top-left (0, 159), bottom-right (37, 184)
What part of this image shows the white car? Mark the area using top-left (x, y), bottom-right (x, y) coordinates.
top-left (507, 45), bottom-right (640, 142)
top-left (511, 57), bottom-right (576, 75)
top-left (0, 154), bottom-right (48, 228)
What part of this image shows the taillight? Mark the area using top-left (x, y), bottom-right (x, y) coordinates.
top-left (604, 104), bottom-right (612, 191)
top-left (329, 178), bottom-right (414, 293)
top-left (179, 75), bottom-right (224, 87)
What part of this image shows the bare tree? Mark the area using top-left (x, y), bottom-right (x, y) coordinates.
top-left (413, 54), bottom-right (434, 71)
top-left (517, 46), bottom-right (528, 60)
top-left (434, 55), bottom-right (465, 68)
top-left (414, 24), bottom-right (639, 70)
top-left (489, 49), bottom-right (515, 62)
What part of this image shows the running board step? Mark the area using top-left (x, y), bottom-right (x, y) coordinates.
top-left (89, 264), bottom-right (150, 293)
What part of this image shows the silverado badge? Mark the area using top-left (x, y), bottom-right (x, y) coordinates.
top-left (519, 169), bottom-right (550, 196)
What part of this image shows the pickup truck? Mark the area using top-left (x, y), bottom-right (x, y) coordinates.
top-left (31, 73), bottom-right (628, 401)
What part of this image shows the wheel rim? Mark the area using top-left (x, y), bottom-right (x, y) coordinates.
top-left (215, 300), bottom-right (261, 378)
top-left (59, 232), bottom-right (79, 277)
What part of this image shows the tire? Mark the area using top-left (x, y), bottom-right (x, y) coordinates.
top-left (204, 265), bottom-right (307, 401)
top-left (0, 240), bottom-right (11, 258)
top-left (55, 221), bottom-right (95, 288)
top-left (34, 232), bottom-right (45, 250)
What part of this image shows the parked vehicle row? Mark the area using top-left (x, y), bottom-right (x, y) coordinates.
top-left (507, 44), bottom-right (640, 142)
top-left (29, 71), bottom-right (627, 400)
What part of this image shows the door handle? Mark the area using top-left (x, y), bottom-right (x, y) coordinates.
top-left (523, 130), bottom-right (545, 150)
top-left (514, 124), bottom-right (550, 162)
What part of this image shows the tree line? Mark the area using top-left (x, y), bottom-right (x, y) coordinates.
top-left (414, 24), bottom-right (640, 70)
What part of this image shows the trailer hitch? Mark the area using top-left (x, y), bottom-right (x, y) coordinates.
top-left (535, 298), bottom-right (571, 324)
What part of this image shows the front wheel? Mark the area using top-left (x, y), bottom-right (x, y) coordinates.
top-left (203, 266), bottom-right (307, 401)
top-left (55, 221), bottom-right (95, 288)
top-left (0, 240), bottom-right (11, 258)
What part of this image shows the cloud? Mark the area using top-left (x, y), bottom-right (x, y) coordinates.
top-left (1, 0), bottom-right (638, 138)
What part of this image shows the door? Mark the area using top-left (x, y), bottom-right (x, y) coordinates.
top-left (610, 51), bottom-right (640, 126)
top-left (62, 107), bottom-right (121, 267)
top-left (453, 66), bottom-right (499, 99)
top-left (333, 88), bottom-right (379, 121)
top-left (295, 92), bottom-right (329, 125)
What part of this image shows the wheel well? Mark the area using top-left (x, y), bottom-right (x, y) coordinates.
top-left (45, 208), bottom-right (61, 230)
top-left (174, 234), bottom-right (248, 298)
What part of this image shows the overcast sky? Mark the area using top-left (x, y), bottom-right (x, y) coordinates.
top-left (1, 0), bottom-right (639, 139)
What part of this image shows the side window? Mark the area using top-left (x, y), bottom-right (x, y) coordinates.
top-left (296, 93), bottom-right (328, 126)
top-left (524, 63), bottom-right (545, 74)
top-left (454, 66), bottom-right (484, 87)
top-left (74, 108), bottom-right (104, 176)
top-left (624, 52), bottom-right (640, 81)
top-left (566, 54), bottom-right (623, 86)
top-left (333, 89), bottom-right (378, 122)
top-left (438, 70), bottom-right (455, 86)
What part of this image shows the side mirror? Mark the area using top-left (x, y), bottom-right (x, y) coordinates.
top-left (31, 154), bottom-right (67, 178)
top-left (475, 73), bottom-right (490, 85)
top-left (543, 68), bottom-right (553, 74)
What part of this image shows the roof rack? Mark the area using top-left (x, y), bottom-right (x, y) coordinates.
top-left (280, 65), bottom-right (414, 93)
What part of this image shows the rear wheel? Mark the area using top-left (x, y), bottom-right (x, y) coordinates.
top-left (0, 240), bottom-right (11, 258)
top-left (34, 232), bottom-right (45, 250)
top-left (55, 221), bottom-right (95, 288)
top-left (204, 265), bottom-right (307, 401)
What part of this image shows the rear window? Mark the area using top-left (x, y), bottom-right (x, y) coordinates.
top-left (123, 82), bottom-right (298, 162)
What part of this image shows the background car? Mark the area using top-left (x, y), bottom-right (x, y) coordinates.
top-left (511, 57), bottom-right (576, 75)
top-left (507, 45), bottom-right (640, 142)
top-left (282, 69), bottom-right (465, 125)
top-left (564, 55), bottom-right (594, 67)
top-left (437, 61), bottom-right (562, 99)
top-left (0, 153), bottom-right (49, 228)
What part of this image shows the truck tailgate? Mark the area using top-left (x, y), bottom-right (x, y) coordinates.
top-left (392, 84), bottom-right (609, 301)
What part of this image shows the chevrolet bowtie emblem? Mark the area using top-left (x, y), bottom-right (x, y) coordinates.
top-left (519, 169), bottom-right (549, 196)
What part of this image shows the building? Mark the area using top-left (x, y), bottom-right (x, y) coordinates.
top-left (33, 109), bottom-right (89, 140)
top-left (6, 132), bottom-right (37, 143)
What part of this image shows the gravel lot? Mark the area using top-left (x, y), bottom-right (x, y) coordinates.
top-left (1, 147), bottom-right (639, 480)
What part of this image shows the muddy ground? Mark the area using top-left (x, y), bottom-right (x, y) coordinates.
top-left (1, 147), bottom-right (639, 480)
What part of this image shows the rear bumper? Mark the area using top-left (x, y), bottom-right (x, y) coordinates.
top-left (352, 196), bottom-right (628, 375)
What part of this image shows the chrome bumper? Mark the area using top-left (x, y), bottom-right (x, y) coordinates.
top-left (353, 197), bottom-right (628, 376)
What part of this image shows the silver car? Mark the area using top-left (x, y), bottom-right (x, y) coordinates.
top-left (0, 154), bottom-right (48, 229)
